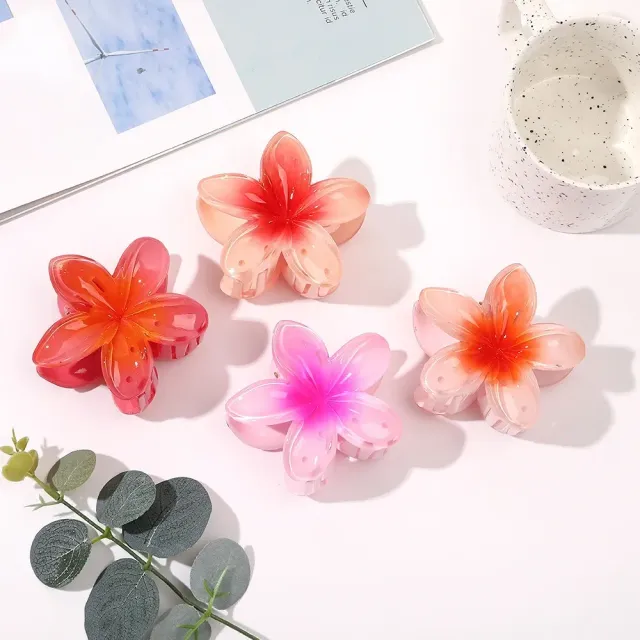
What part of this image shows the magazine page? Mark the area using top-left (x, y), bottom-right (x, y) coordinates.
top-left (0, 0), bottom-right (433, 216)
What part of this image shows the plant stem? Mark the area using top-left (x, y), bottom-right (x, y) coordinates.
top-left (91, 527), bottom-right (111, 544)
top-left (28, 474), bottom-right (260, 640)
top-left (186, 569), bottom-right (229, 640)
top-left (62, 498), bottom-right (205, 608)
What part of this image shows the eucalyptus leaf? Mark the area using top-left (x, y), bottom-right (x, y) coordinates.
top-left (190, 539), bottom-right (251, 609)
top-left (96, 471), bottom-right (156, 528)
top-left (30, 519), bottom-right (91, 588)
top-left (151, 605), bottom-right (211, 640)
top-left (0, 445), bottom-right (14, 455)
top-left (48, 449), bottom-right (96, 492)
top-left (123, 478), bottom-right (211, 558)
top-left (85, 558), bottom-right (159, 640)
top-left (27, 449), bottom-right (39, 472)
top-left (3, 451), bottom-right (34, 481)
top-left (16, 436), bottom-right (29, 451)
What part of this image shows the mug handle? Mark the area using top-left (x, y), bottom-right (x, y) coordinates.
top-left (513, 0), bottom-right (557, 34)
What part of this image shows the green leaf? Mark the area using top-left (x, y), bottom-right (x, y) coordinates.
top-left (16, 436), bottom-right (29, 451)
top-left (85, 559), bottom-right (159, 640)
top-left (2, 451), bottom-right (34, 482)
top-left (123, 478), bottom-right (212, 558)
top-left (96, 471), bottom-right (156, 528)
top-left (48, 450), bottom-right (96, 492)
top-left (11, 428), bottom-right (17, 447)
top-left (30, 519), bottom-right (91, 588)
top-left (27, 450), bottom-right (39, 473)
top-left (151, 605), bottom-right (211, 640)
top-left (190, 539), bottom-right (251, 610)
top-left (0, 446), bottom-right (14, 456)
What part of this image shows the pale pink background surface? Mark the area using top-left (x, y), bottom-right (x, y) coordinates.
top-left (0, 0), bottom-right (639, 638)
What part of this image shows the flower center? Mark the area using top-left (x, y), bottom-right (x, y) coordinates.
top-left (460, 316), bottom-right (530, 385)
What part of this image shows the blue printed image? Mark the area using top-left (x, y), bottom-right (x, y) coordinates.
top-left (0, 0), bottom-right (12, 23)
top-left (57, 0), bottom-right (214, 133)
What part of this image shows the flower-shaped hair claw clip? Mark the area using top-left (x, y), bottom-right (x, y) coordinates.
top-left (413, 264), bottom-right (586, 435)
top-left (33, 238), bottom-right (208, 415)
top-left (197, 132), bottom-right (371, 300)
top-left (225, 321), bottom-right (401, 495)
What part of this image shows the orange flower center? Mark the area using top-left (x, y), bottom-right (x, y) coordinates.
top-left (459, 314), bottom-right (531, 385)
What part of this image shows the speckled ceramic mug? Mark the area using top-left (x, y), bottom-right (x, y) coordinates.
top-left (493, 0), bottom-right (640, 232)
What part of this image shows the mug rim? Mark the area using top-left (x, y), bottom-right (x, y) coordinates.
top-left (506, 14), bottom-right (640, 192)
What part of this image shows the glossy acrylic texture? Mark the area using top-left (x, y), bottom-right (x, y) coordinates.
top-left (197, 132), bottom-right (370, 299)
top-left (225, 321), bottom-right (401, 495)
top-left (414, 264), bottom-right (586, 435)
top-left (32, 238), bottom-right (209, 414)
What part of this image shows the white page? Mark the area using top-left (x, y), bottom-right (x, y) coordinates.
top-left (0, 0), bottom-right (255, 213)
top-left (0, 0), bottom-right (433, 218)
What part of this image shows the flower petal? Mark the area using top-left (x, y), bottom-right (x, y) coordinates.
top-left (333, 392), bottom-right (401, 451)
top-left (520, 323), bottom-right (586, 371)
top-left (273, 320), bottom-right (329, 386)
top-left (49, 256), bottom-right (119, 312)
top-left (330, 333), bottom-right (391, 393)
top-left (418, 288), bottom-right (483, 341)
top-left (220, 220), bottom-right (282, 298)
top-left (227, 417), bottom-right (289, 452)
top-left (412, 301), bottom-right (458, 357)
top-left (417, 344), bottom-right (484, 414)
top-left (283, 412), bottom-right (337, 489)
top-left (261, 132), bottom-right (312, 213)
top-left (113, 237), bottom-right (170, 310)
top-left (483, 368), bottom-right (540, 432)
top-left (484, 264), bottom-right (537, 337)
top-left (33, 313), bottom-right (117, 367)
top-left (128, 293), bottom-right (208, 345)
top-left (101, 321), bottom-right (153, 400)
top-left (226, 379), bottom-right (307, 426)
top-left (296, 178), bottom-right (370, 225)
top-left (197, 174), bottom-right (271, 219)
top-left (420, 344), bottom-right (485, 396)
top-left (283, 221), bottom-right (342, 293)
top-left (36, 352), bottom-right (103, 389)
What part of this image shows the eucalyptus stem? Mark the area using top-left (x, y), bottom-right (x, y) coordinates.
top-left (28, 473), bottom-right (260, 640)
top-left (184, 569), bottom-right (229, 640)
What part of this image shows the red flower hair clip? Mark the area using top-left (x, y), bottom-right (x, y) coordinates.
top-left (197, 131), bottom-right (371, 299)
top-left (33, 238), bottom-right (208, 415)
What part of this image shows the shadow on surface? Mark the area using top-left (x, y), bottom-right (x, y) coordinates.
top-left (522, 288), bottom-right (635, 447)
top-left (140, 255), bottom-right (269, 422)
top-left (599, 211), bottom-right (640, 234)
top-left (313, 351), bottom-right (466, 503)
top-left (250, 158), bottom-right (422, 307)
top-left (326, 159), bottom-right (422, 306)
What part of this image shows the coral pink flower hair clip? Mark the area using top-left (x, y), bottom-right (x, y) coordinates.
top-left (33, 238), bottom-right (208, 415)
top-left (197, 131), bottom-right (371, 300)
top-left (413, 264), bottom-right (586, 435)
top-left (225, 321), bottom-right (401, 495)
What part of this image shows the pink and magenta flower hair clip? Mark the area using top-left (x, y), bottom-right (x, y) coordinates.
top-left (413, 264), bottom-right (586, 435)
top-left (197, 131), bottom-right (371, 300)
top-left (225, 321), bottom-right (402, 495)
top-left (33, 238), bottom-right (209, 415)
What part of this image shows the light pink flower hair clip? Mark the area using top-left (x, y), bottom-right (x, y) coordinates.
top-left (197, 132), bottom-right (371, 300)
top-left (225, 321), bottom-right (401, 495)
top-left (413, 264), bottom-right (586, 435)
